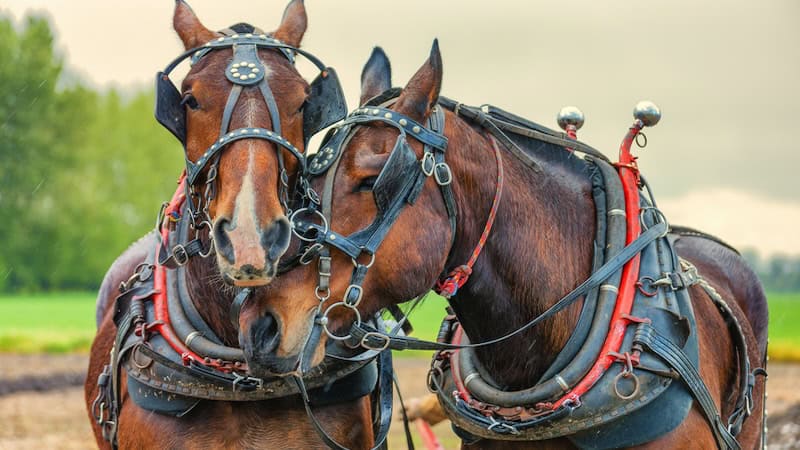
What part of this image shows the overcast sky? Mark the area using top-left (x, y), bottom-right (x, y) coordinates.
top-left (3, 0), bottom-right (798, 256)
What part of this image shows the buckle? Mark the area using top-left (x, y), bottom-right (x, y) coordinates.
top-left (344, 284), bottom-right (363, 307)
top-left (232, 372), bottom-right (264, 392)
top-left (421, 152), bottom-right (436, 176)
top-left (359, 331), bottom-right (391, 351)
top-left (172, 244), bottom-right (189, 266)
top-left (434, 162), bottom-right (453, 185)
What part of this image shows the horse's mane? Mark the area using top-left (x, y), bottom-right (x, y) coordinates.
top-left (226, 23), bottom-right (259, 34)
top-left (364, 88), bottom-right (594, 178)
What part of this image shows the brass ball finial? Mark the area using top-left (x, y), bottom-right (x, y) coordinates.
top-left (557, 106), bottom-right (585, 131)
top-left (633, 101), bottom-right (661, 127)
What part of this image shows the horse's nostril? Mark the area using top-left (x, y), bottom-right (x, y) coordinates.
top-left (212, 218), bottom-right (235, 263)
top-left (262, 217), bottom-right (291, 261)
top-left (251, 313), bottom-right (280, 355)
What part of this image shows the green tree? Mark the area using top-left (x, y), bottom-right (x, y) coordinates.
top-left (0, 13), bottom-right (182, 292)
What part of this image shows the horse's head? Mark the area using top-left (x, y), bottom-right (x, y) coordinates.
top-left (160, 0), bottom-right (344, 287)
top-left (239, 43), bottom-right (454, 376)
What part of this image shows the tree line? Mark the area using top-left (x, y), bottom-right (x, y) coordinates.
top-left (1, 15), bottom-right (797, 295)
top-left (0, 15), bottom-right (181, 292)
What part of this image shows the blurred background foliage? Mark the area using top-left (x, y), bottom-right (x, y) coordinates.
top-left (1, 13), bottom-right (798, 294)
top-left (0, 14), bottom-right (181, 292)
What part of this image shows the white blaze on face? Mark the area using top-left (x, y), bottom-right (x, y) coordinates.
top-left (228, 67), bottom-right (274, 267)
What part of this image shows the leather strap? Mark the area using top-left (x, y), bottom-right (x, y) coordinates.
top-left (351, 221), bottom-right (666, 352)
top-left (634, 322), bottom-right (740, 450)
top-left (292, 349), bottom-right (394, 450)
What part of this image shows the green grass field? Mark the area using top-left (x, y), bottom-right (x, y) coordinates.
top-left (0, 291), bottom-right (797, 360)
top-left (764, 292), bottom-right (800, 360)
top-left (0, 292), bottom-right (97, 353)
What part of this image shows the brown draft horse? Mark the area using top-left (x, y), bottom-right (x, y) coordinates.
top-left (85, 2), bottom-right (375, 448)
top-left (245, 43), bottom-right (769, 449)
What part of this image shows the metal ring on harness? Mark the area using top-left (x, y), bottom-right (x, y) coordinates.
top-left (427, 365), bottom-right (444, 393)
top-left (613, 370), bottom-right (641, 400)
top-left (635, 132), bottom-right (648, 148)
top-left (351, 252), bottom-right (376, 268)
top-left (640, 206), bottom-right (669, 238)
top-left (321, 302), bottom-right (362, 341)
top-left (131, 343), bottom-right (154, 370)
top-left (198, 239), bottom-right (215, 258)
top-left (290, 208), bottom-right (329, 242)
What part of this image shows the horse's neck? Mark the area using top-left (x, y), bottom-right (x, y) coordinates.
top-left (445, 117), bottom-right (596, 389)
top-left (185, 255), bottom-right (241, 346)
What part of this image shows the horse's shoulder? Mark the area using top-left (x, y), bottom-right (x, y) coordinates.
top-left (95, 231), bottom-right (159, 327)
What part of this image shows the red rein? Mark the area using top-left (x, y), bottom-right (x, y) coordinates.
top-left (444, 123), bottom-right (647, 413)
top-left (148, 173), bottom-right (219, 368)
top-left (436, 135), bottom-right (504, 299)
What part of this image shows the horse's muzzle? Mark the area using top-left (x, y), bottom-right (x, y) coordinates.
top-left (213, 216), bottom-right (291, 286)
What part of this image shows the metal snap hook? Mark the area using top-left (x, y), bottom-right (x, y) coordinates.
top-left (299, 243), bottom-right (324, 265)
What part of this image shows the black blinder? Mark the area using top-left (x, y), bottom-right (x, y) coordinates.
top-left (303, 68), bottom-right (347, 143)
top-left (308, 126), bottom-right (348, 176)
top-left (154, 72), bottom-right (186, 144)
top-left (373, 137), bottom-right (418, 212)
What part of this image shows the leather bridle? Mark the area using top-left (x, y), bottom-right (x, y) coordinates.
top-left (154, 26), bottom-right (346, 266)
top-left (292, 101), bottom-right (458, 343)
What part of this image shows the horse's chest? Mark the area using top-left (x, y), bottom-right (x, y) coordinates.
top-left (121, 399), bottom-right (360, 450)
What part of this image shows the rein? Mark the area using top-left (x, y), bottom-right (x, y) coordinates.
top-left (435, 135), bottom-right (504, 299)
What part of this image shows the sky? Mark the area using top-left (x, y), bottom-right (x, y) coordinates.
top-left (3, 0), bottom-right (798, 257)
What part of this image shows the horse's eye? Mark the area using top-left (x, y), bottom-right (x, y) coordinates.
top-left (181, 93), bottom-right (200, 110)
top-left (354, 176), bottom-right (377, 193)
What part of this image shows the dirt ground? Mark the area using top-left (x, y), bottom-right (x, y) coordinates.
top-left (0, 354), bottom-right (798, 449)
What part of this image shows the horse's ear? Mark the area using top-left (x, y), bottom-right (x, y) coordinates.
top-left (360, 47), bottom-right (392, 106)
top-left (395, 39), bottom-right (443, 123)
top-left (273, 0), bottom-right (307, 47)
top-left (173, 0), bottom-right (216, 50)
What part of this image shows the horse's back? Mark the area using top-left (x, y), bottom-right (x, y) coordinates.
top-left (672, 230), bottom-right (769, 355)
top-left (94, 231), bottom-right (158, 327)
